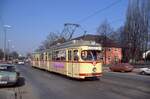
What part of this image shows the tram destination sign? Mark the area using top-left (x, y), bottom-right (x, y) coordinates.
top-left (88, 47), bottom-right (102, 50)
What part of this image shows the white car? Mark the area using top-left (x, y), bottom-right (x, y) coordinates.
top-left (139, 67), bottom-right (150, 75)
top-left (18, 61), bottom-right (25, 65)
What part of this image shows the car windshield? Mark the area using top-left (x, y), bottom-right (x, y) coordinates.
top-left (81, 50), bottom-right (102, 61)
top-left (0, 65), bottom-right (16, 72)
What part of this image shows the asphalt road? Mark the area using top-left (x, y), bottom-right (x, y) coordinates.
top-left (1, 65), bottom-right (150, 99)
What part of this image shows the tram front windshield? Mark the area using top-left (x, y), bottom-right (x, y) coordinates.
top-left (81, 50), bottom-right (102, 61)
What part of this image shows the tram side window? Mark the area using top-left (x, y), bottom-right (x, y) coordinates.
top-left (74, 50), bottom-right (79, 61)
top-left (45, 54), bottom-right (48, 61)
top-left (52, 50), bottom-right (66, 61)
top-left (48, 53), bottom-right (52, 61)
top-left (97, 51), bottom-right (103, 61)
top-left (36, 58), bottom-right (39, 61)
top-left (52, 51), bottom-right (57, 61)
top-left (56, 51), bottom-right (60, 61)
top-left (60, 50), bottom-right (66, 61)
top-left (68, 51), bottom-right (72, 61)
top-left (33, 55), bottom-right (35, 59)
top-left (40, 53), bottom-right (44, 61)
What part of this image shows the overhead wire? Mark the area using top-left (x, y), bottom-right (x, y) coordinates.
top-left (76, 0), bottom-right (122, 24)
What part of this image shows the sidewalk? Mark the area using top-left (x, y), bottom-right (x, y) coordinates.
top-left (0, 90), bottom-right (15, 99)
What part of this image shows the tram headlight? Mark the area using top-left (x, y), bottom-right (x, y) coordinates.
top-left (93, 67), bottom-right (97, 72)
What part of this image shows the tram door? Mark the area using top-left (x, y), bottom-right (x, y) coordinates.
top-left (72, 50), bottom-right (79, 77)
top-left (67, 50), bottom-right (73, 77)
top-left (67, 49), bottom-right (79, 77)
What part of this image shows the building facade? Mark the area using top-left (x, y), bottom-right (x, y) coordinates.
top-left (102, 47), bottom-right (122, 64)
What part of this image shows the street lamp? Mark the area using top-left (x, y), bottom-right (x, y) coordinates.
top-left (7, 40), bottom-right (11, 60)
top-left (3, 25), bottom-right (11, 61)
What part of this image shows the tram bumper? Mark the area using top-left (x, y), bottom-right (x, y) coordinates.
top-left (79, 73), bottom-right (102, 78)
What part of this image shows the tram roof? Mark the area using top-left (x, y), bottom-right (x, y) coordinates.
top-left (34, 40), bottom-right (101, 53)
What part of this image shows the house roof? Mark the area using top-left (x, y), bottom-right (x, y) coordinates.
top-left (72, 34), bottom-right (121, 48)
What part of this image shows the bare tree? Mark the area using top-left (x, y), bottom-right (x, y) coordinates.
top-left (97, 19), bottom-right (113, 36)
top-left (36, 45), bottom-right (45, 51)
top-left (37, 32), bottom-right (59, 50)
top-left (10, 51), bottom-right (19, 59)
top-left (123, 0), bottom-right (150, 62)
top-left (36, 23), bottom-right (80, 51)
top-left (109, 26), bottom-right (124, 44)
top-left (36, 31), bottom-right (66, 51)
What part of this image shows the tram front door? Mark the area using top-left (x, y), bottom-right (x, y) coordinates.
top-left (67, 49), bottom-right (79, 77)
top-left (67, 50), bottom-right (73, 77)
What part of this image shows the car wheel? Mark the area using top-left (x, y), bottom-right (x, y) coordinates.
top-left (121, 70), bottom-right (125, 73)
top-left (140, 71), bottom-right (146, 75)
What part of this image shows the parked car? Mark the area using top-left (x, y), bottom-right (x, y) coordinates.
top-left (18, 61), bottom-right (25, 65)
top-left (109, 63), bottom-right (134, 72)
top-left (139, 67), bottom-right (150, 75)
top-left (7, 60), bottom-right (13, 64)
top-left (0, 64), bottom-right (20, 86)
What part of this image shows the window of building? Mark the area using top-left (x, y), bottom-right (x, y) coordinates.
top-left (114, 56), bottom-right (118, 62)
top-left (108, 56), bottom-right (111, 61)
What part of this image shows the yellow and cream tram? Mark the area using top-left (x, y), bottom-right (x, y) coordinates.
top-left (31, 40), bottom-right (103, 79)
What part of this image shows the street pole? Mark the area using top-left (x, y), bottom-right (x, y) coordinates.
top-left (3, 28), bottom-right (6, 61)
top-left (104, 32), bottom-right (107, 65)
top-left (7, 40), bottom-right (11, 61)
top-left (3, 25), bottom-right (11, 62)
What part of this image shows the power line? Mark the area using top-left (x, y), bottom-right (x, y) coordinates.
top-left (76, 0), bottom-right (122, 23)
